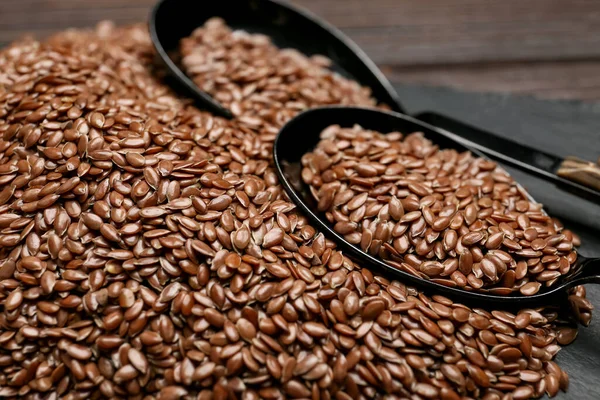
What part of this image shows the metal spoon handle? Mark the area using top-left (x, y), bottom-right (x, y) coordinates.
top-left (562, 256), bottom-right (600, 290)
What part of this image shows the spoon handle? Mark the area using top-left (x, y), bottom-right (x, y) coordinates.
top-left (556, 156), bottom-right (600, 192)
top-left (562, 256), bottom-right (600, 290)
top-left (415, 112), bottom-right (600, 203)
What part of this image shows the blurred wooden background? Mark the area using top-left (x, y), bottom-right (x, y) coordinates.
top-left (1, 0), bottom-right (599, 100)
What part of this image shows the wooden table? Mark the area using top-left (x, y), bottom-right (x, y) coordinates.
top-left (0, 0), bottom-right (600, 100)
top-left (1, 0), bottom-right (599, 101)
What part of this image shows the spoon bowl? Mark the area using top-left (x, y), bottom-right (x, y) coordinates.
top-left (273, 106), bottom-right (600, 306)
top-left (149, 0), bottom-right (403, 118)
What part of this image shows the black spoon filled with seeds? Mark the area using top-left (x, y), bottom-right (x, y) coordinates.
top-left (150, 0), bottom-right (600, 205)
top-left (149, 0), bottom-right (402, 119)
top-left (273, 106), bottom-right (600, 306)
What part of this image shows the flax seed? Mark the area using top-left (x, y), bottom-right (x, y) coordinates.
top-left (0, 17), bottom-right (585, 400)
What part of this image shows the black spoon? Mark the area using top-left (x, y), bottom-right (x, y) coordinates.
top-left (149, 0), bottom-right (600, 204)
top-left (273, 106), bottom-right (600, 306)
top-left (149, 0), bottom-right (403, 119)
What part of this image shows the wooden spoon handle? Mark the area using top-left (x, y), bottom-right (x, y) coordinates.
top-left (557, 156), bottom-right (600, 191)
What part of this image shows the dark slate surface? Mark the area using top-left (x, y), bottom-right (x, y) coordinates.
top-left (395, 84), bottom-right (600, 400)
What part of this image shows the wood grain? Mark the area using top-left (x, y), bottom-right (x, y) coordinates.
top-left (296, 0), bottom-right (600, 65)
top-left (557, 157), bottom-right (600, 191)
top-left (385, 60), bottom-right (600, 101)
top-left (1, 0), bottom-right (599, 100)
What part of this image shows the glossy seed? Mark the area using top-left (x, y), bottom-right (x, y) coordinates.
top-left (0, 19), bottom-right (584, 400)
